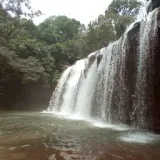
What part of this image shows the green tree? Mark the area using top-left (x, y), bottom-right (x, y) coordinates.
top-left (106, 0), bottom-right (142, 18)
top-left (86, 15), bottom-right (116, 53)
top-left (0, 0), bottom-right (41, 42)
top-left (0, 0), bottom-right (41, 18)
top-left (105, 0), bottom-right (142, 38)
top-left (37, 16), bottom-right (84, 44)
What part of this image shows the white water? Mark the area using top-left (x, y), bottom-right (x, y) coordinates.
top-left (48, 67), bottom-right (72, 111)
top-left (120, 132), bottom-right (160, 144)
top-left (74, 60), bottom-right (97, 118)
top-left (100, 44), bottom-right (114, 120)
top-left (59, 60), bottom-right (86, 114)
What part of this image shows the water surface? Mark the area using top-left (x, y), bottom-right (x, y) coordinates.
top-left (0, 111), bottom-right (160, 160)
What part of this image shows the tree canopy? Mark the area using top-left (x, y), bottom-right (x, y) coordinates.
top-left (37, 16), bottom-right (84, 44)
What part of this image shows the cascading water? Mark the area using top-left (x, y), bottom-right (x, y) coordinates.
top-left (48, 8), bottom-right (159, 129)
top-left (132, 10), bottom-right (158, 128)
top-left (48, 59), bottom-right (86, 114)
top-left (48, 67), bottom-right (72, 111)
top-left (74, 58), bottom-right (98, 118)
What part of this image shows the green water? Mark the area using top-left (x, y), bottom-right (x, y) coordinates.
top-left (0, 111), bottom-right (160, 160)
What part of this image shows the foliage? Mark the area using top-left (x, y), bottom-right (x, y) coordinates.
top-left (106, 0), bottom-right (142, 18)
top-left (0, 0), bottom-right (42, 18)
top-left (37, 16), bottom-right (84, 44)
top-left (0, 46), bottom-right (46, 84)
top-left (105, 0), bottom-right (142, 38)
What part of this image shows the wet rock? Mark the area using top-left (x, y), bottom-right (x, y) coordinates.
top-left (152, 8), bottom-right (160, 133)
top-left (152, 0), bottom-right (160, 11)
top-left (127, 22), bottom-right (140, 43)
top-left (97, 54), bottom-right (103, 66)
top-left (88, 54), bottom-right (96, 68)
top-left (147, 0), bottom-right (160, 14)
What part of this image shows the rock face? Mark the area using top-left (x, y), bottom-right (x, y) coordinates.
top-left (147, 0), bottom-right (160, 13)
top-left (152, 0), bottom-right (160, 10)
top-left (0, 83), bottom-right (53, 110)
top-left (123, 7), bottom-right (160, 132)
top-left (152, 9), bottom-right (160, 133)
top-left (13, 85), bottom-right (53, 110)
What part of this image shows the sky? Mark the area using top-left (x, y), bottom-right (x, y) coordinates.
top-left (30, 0), bottom-right (113, 26)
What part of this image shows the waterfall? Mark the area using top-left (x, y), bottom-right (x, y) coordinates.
top-left (48, 9), bottom-right (159, 129)
top-left (74, 59), bottom-right (98, 118)
top-left (132, 10), bottom-right (158, 128)
top-left (48, 67), bottom-right (72, 111)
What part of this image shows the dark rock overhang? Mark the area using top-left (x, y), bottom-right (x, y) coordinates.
top-left (147, 0), bottom-right (160, 13)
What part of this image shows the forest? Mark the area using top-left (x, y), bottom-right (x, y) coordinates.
top-left (0, 0), bottom-right (142, 109)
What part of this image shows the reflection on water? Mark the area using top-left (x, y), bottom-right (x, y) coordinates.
top-left (0, 111), bottom-right (160, 160)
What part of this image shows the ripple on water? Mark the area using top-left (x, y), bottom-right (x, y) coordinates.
top-left (42, 111), bottom-right (131, 131)
top-left (44, 111), bottom-right (87, 121)
top-left (120, 133), bottom-right (160, 144)
top-left (21, 144), bottom-right (30, 148)
top-left (90, 121), bottom-right (130, 131)
top-left (8, 147), bottom-right (16, 151)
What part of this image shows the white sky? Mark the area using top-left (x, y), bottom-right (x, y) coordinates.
top-left (31, 0), bottom-right (113, 26)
